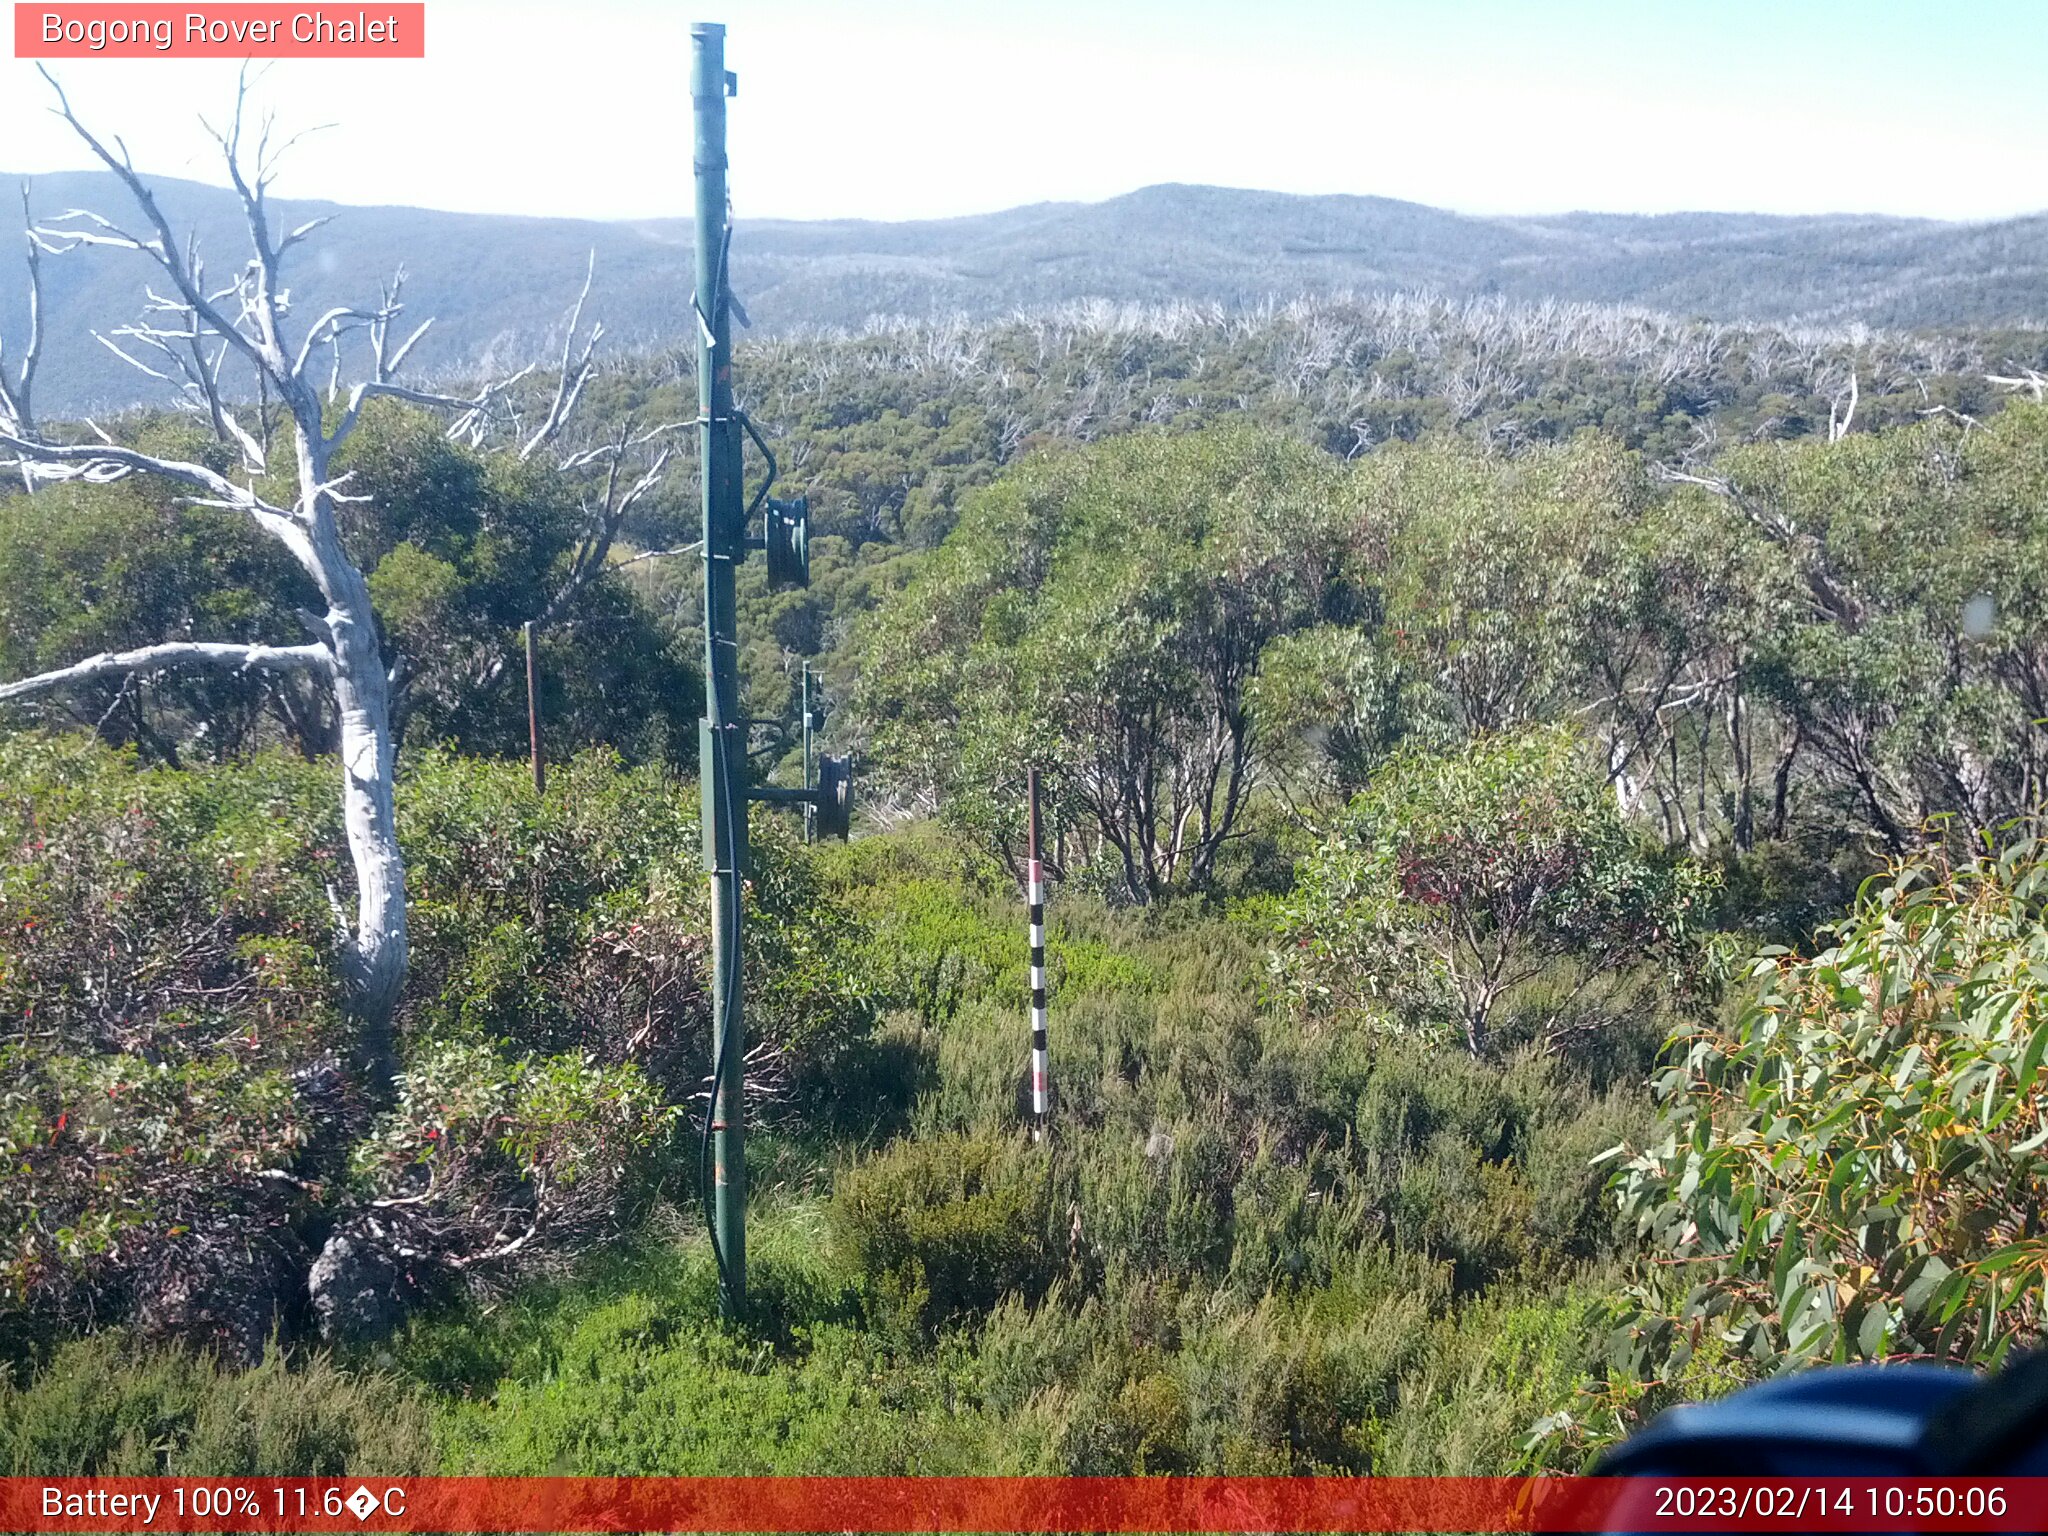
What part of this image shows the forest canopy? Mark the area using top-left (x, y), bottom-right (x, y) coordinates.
top-left (3, 276), bottom-right (2046, 1479)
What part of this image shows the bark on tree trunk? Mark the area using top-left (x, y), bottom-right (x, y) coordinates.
top-left (298, 430), bottom-right (407, 1088)
top-left (329, 601), bottom-right (406, 1084)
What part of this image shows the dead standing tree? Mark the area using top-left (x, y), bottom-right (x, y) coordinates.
top-left (0, 185), bottom-right (51, 492)
top-left (0, 70), bottom-right (589, 1090)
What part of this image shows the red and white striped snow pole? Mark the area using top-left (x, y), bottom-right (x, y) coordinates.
top-left (1027, 766), bottom-right (1049, 1137)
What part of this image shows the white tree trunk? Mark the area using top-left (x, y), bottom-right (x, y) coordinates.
top-left (300, 428), bottom-right (408, 1074)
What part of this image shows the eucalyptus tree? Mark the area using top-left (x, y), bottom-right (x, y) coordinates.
top-left (1672, 406), bottom-right (2048, 851)
top-left (1275, 725), bottom-right (1710, 1056)
top-left (860, 425), bottom-right (1354, 901)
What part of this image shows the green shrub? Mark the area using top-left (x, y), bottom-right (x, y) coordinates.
top-left (0, 737), bottom-right (882, 1358)
top-left (1276, 725), bottom-right (1714, 1055)
top-left (858, 426), bottom-right (1358, 904)
top-left (1313, 1039), bottom-right (1644, 1290)
top-left (831, 1134), bottom-right (1061, 1337)
top-left (0, 1334), bottom-right (431, 1475)
top-left (1225, 1140), bottom-right (1380, 1294)
top-left (1372, 1287), bottom-right (1612, 1474)
top-left (435, 1305), bottom-right (993, 1475)
top-left (344, 1039), bottom-right (678, 1296)
top-left (1607, 833), bottom-right (2048, 1395)
top-left (1074, 1121), bottom-right (1237, 1283)
top-left (976, 1257), bottom-right (1450, 1474)
top-left (1714, 833), bottom-right (1879, 951)
top-left (0, 735), bottom-right (344, 1355)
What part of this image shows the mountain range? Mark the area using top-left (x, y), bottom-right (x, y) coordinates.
top-left (5, 173), bottom-right (2046, 414)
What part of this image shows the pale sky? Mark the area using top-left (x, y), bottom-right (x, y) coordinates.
top-left (3, 0), bottom-right (2044, 224)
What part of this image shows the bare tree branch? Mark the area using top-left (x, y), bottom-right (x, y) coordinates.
top-left (36, 65), bottom-right (278, 387)
top-left (0, 640), bottom-right (331, 704)
top-left (0, 426), bottom-right (317, 557)
top-left (519, 249), bottom-right (603, 461)
top-left (7, 71), bottom-right (646, 1079)
top-left (0, 424), bottom-right (264, 500)
top-left (0, 183), bottom-right (48, 489)
top-left (329, 367), bottom-right (537, 452)
top-left (9, 67), bottom-right (416, 1068)
top-left (612, 540), bottom-right (703, 571)
top-left (1989, 365), bottom-right (2048, 401)
top-left (528, 417), bottom-right (686, 631)
top-left (1654, 460), bottom-right (1864, 630)
top-left (1828, 367), bottom-right (1859, 441)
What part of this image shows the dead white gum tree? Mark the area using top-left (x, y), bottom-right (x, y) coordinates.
top-left (0, 69), bottom-right (661, 1091)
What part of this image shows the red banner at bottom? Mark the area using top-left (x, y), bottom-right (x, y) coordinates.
top-left (3, 1475), bottom-right (2043, 1533)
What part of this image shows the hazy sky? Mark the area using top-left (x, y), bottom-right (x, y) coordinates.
top-left (3, 0), bottom-right (2043, 224)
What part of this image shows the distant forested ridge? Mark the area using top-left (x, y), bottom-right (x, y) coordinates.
top-left (9, 172), bottom-right (2048, 411)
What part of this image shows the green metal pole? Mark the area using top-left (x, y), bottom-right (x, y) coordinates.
top-left (693, 19), bottom-right (745, 1320)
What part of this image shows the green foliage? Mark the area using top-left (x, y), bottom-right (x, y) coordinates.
top-left (341, 406), bottom-right (701, 765)
top-left (831, 838), bottom-right (1649, 1298)
top-left (346, 1039), bottom-right (677, 1277)
top-left (598, 300), bottom-right (2043, 810)
top-left (859, 425), bottom-right (1353, 901)
top-left (0, 450), bottom-right (310, 762)
top-left (0, 1333), bottom-right (432, 1475)
top-left (0, 738), bottom-right (880, 1359)
top-left (396, 747), bottom-right (709, 1090)
top-left (0, 733), bottom-right (345, 1354)
top-left (1249, 624), bottom-right (1413, 802)
top-left (0, 405), bottom-right (698, 770)
top-left (436, 1302), bottom-right (995, 1475)
top-left (1713, 832), bottom-right (1878, 953)
top-left (976, 1263), bottom-right (1441, 1474)
top-left (399, 747), bottom-right (879, 1120)
top-left (0, 803), bottom-right (1655, 1475)
top-left (855, 406), bottom-right (2048, 902)
top-left (830, 1134), bottom-right (1061, 1338)
top-left (1608, 833), bottom-right (2048, 1395)
top-left (13, 331), bottom-right (2048, 1478)
top-left (418, 1206), bottom-right (984, 1475)
top-left (1277, 726), bottom-right (1714, 1054)
top-left (1367, 435), bottom-right (1645, 734)
top-left (1722, 406), bottom-right (2048, 850)
top-left (818, 828), bottom-right (1160, 1035)
top-left (397, 828), bottom-right (1649, 1478)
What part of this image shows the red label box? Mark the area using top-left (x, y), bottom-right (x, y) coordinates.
top-left (14, 3), bottom-right (425, 57)
top-left (5, 1476), bottom-right (2048, 1534)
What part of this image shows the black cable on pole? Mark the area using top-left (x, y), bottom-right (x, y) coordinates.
top-left (697, 712), bottom-right (744, 1312)
top-left (695, 202), bottom-right (746, 1316)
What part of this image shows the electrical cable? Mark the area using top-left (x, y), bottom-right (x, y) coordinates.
top-left (697, 721), bottom-right (743, 1312)
top-left (696, 200), bottom-right (746, 1316)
